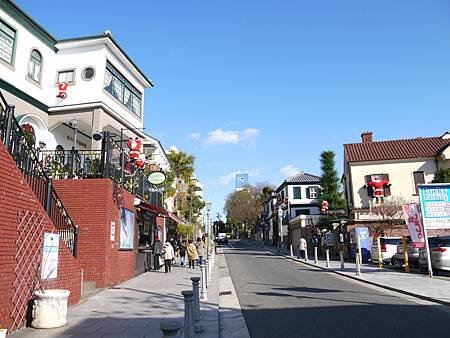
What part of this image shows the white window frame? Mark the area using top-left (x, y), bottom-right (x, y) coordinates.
top-left (56, 69), bottom-right (75, 84)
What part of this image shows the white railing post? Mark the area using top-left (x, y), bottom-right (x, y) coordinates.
top-left (326, 249), bottom-right (330, 268)
top-left (314, 247), bottom-right (318, 264)
top-left (200, 264), bottom-right (208, 300)
top-left (356, 253), bottom-right (361, 276)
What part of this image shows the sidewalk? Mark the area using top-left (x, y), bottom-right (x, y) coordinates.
top-left (244, 240), bottom-right (450, 307)
top-left (11, 262), bottom-right (219, 338)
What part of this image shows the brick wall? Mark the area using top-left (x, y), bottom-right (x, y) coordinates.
top-left (53, 179), bottom-right (137, 288)
top-left (0, 142), bottom-right (82, 331)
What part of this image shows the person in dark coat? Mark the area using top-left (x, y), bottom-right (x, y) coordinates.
top-left (153, 237), bottom-right (163, 271)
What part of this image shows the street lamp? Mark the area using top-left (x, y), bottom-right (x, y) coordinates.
top-left (205, 202), bottom-right (212, 256)
top-left (277, 207), bottom-right (283, 252)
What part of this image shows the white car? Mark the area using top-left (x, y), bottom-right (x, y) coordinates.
top-left (370, 237), bottom-right (401, 264)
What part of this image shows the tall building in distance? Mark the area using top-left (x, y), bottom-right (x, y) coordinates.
top-left (235, 173), bottom-right (249, 191)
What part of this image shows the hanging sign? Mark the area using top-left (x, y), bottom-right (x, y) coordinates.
top-left (148, 171), bottom-right (166, 185)
top-left (402, 203), bottom-right (425, 248)
top-left (41, 233), bottom-right (60, 280)
top-left (419, 184), bottom-right (450, 229)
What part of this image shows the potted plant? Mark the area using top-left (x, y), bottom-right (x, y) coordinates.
top-left (31, 234), bottom-right (70, 329)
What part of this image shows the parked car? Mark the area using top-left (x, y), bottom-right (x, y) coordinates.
top-left (391, 237), bottom-right (420, 268)
top-left (216, 235), bottom-right (228, 245)
top-left (419, 236), bottom-right (450, 273)
top-left (370, 237), bottom-right (401, 264)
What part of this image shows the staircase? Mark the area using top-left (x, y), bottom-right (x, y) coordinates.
top-left (0, 90), bottom-right (78, 256)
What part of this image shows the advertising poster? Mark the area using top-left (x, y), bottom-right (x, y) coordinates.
top-left (120, 208), bottom-right (134, 249)
top-left (41, 233), bottom-right (59, 280)
top-left (402, 203), bottom-right (425, 248)
top-left (419, 184), bottom-right (450, 229)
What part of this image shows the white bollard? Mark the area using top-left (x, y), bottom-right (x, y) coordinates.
top-left (181, 290), bottom-right (195, 338)
top-left (326, 249), bottom-right (330, 268)
top-left (340, 250), bottom-right (345, 270)
top-left (207, 258), bottom-right (212, 283)
top-left (314, 247), bottom-right (318, 264)
top-left (305, 245), bottom-right (309, 262)
top-left (356, 253), bottom-right (361, 276)
top-left (200, 264), bottom-right (208, 300)
top-left (290, 244), bottom-right (294, 257)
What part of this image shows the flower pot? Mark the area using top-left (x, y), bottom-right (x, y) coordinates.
top-left (0, 328), bottom-right (7, 338)
top-left (31, 289), bottom-right (70, 329)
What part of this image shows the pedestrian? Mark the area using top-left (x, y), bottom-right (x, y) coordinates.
top-left (179, 240), bottom-right (187, 266)
top-left (162, 241), bottom-right (175, 273)
top-left (153, 237), bottom-right (163, 271)
top-left (186, 239), bottom-right (199, 269)
top-left (297, 236), bottom-right (307, 260)
top-left (196, 237), bottom-right (205, 266)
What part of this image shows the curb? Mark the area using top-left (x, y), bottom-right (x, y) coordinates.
top-left (242, 240), bottom-right (450, 308)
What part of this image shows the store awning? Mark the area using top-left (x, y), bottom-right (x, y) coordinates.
top-left (138, 202), bottom-right (181, 224)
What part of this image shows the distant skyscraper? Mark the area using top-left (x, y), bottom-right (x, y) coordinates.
top-left (235, 173), bottom-right (249, 191)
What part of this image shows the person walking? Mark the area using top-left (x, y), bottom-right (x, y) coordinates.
top-left (196, 237), bottom-right (205, 266)
top-left (297, 236), bottom-right (307, 260)
top-left (186, 239), bottom-right (199, 269)
top-left (179, 240), bottom-right (187, 267)
top-left (153, 237), bottom-right (163, 271)
top-left (162, 241), bottom-right (175, 273)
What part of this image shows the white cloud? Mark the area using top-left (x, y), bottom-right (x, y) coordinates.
top-left (280, 164), bottom-right (300, 178)
top-left (205, 128), bottom-right (260, 146)
top-left (218, 172), bottom-right (236, 186)
top-left (187, 132), bottom-right (201, 140)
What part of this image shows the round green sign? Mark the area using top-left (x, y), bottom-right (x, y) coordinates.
top-left (148, 171), bottom-right (166, 185)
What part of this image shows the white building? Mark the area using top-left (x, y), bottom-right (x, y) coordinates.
top-left (343, 131), bottom-right (450, 226)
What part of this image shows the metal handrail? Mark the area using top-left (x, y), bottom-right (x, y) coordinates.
top-left (0, 93), bottom-right (78, 256)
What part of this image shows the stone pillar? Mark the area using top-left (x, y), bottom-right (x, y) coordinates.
top-left (181, 290), bottom-right (195, 338)
top-left (190, 277), bottom-right (202, 332)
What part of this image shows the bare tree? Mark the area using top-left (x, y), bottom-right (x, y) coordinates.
top-left (370, 196), bottom-right (406, 236)
top-left (224, 189), bottom-right (261, 236)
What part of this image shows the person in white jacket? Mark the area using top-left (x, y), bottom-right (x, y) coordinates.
top-left (162, 241), bottom-right (175, 273)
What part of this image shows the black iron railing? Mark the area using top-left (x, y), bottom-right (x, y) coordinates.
top-left (0, 91), bottom-right (78, 256)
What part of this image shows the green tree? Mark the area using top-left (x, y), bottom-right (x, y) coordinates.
top-left (224, 187), bottom-right (261, 236)
top-left (319, 150), bottom-right (346, 210)
top-left (160, 150), bottom-right (195, 198)
top-left (432, 169), bottom-right (450, 183)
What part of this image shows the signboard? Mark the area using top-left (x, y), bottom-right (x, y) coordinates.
top-left (324, 233), bottom-right (335, 246)
top-left (419, 184), bottom-right (450, 229)
top-left (120, 208), bottom-right (134, 249)
top-left (110, 221), bottom-right (116, 242)
top-left (41, 233), bottom-right (59, 280)
top-left (148, 171), bottom-right (166, 185)
top-left (402, 203), bottom-right (425, 248)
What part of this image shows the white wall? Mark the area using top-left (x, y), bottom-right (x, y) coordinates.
top-left (287, 184), bottom-right (320, 205)
top-left (348, 158), bottom-right (437, 209)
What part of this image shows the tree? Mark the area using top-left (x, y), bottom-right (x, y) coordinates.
top-left (253, 182), bottom-right (276, 204)
top-left (432, 168), bottom-right (450, 183)
top-left (160, 150), bottom-right (195, 198)
top-left (319, 151), bottom-right (346, 210)
top-left (224, 188), bottom-right (261, 236)
top-left (176, 223), bottom-right (195, 240)
top-left (370, 196), bottom-right (406, 236)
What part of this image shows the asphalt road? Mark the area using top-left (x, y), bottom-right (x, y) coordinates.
top-left (224, 240), bottom-right (450, 338)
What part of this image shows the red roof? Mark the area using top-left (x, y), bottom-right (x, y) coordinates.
top-left (344, 136), bottom-right (450, 163)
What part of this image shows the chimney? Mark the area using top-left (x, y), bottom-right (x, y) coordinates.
top-left (361, 131), bottom-right (373, 143)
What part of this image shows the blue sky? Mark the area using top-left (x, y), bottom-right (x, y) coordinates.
top-left (16, 0), bottom-right (450, 217)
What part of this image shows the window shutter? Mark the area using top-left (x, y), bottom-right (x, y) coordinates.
top-left (413, 171), bottom-right (425, 195)
top-left (317, 187), bottom-right (322, 197)
top-left (365, 175), bottom-right (374, 198)
top-left (382, 174), bottom-right (391, 197)
top-left (306, 187), bottom-right (311, 199)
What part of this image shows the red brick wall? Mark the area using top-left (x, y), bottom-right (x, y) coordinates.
top-left (0, 142), bottom-right (81, 331)
top-left (53, 180), bottom-right (137, 288)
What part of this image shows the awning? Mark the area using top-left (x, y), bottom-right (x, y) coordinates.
top-left (138, 202), bottom-right (181, 224)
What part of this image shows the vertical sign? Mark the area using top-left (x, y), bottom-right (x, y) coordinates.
top-left (41, 233), bottom-right (59, 280)
top-left (419, 184), bottom-right (450, 229)
top-left (402, 203), bottom-right (425, 248)
top-left (110, 221), bottom-right (116, 242)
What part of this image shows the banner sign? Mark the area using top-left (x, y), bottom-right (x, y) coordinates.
top-left (419, 184), bottom-right (450, 229)
top-left (402, 203), bottom-right (425, 248)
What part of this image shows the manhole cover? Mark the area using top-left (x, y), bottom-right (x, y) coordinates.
top-left (219, 291), bottom-right (232, 296)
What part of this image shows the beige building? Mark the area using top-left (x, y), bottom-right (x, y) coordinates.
top-left (343, 131), bottom-right (450, 226)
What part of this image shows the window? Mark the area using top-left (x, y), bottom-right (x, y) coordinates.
top-left (104, 61), bottom-right (142, 117)
top-left (0, 20), bottom-right (16, 64)
top-left (413, 171), bottom-right (425, 195)
top-left (293, 187), bottom-right (301, 199)
top-left (57, 70), bottom-right (75, 84)
top-left (295, 209), bottom-right (310, 217)
top-left (28, 49), bottom-right (42, 82)
top-left (82, 67), bottom-right (95, 81)
top-left (307, 186), bottom-right (320, 199)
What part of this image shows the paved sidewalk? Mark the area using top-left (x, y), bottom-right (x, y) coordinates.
top-left (11, 261), bottom-right (219, 338)
top-left (244, 240), bottom-right (450, 307)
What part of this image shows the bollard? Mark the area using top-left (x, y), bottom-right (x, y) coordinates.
top-left (190, 277), bottom-right (203, 333)
top-left (377, 237), bottom-right (383, 269)
top-left (160, 320), bottom-right (182, 338)
top-left (205, 260), bottom-right (209, 288)
top-left (207, 258), bottom-right (212, 283)
top-left (181, 290), bottom-right (195, 338)
top-left (314, 247), bottom-right (318, 264)
top-left (339, 249), bottom-right (345, 270)
top-left (326, 249), bottom-right (330, 268)
top-left (200, 264), bottom-right (208, 300)
top-left (290, 244), bottom-right (294, 258)
top-left (356, 253), bottom-right (361, 276)
top-left (305, 245), bottom-right (309, 262)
